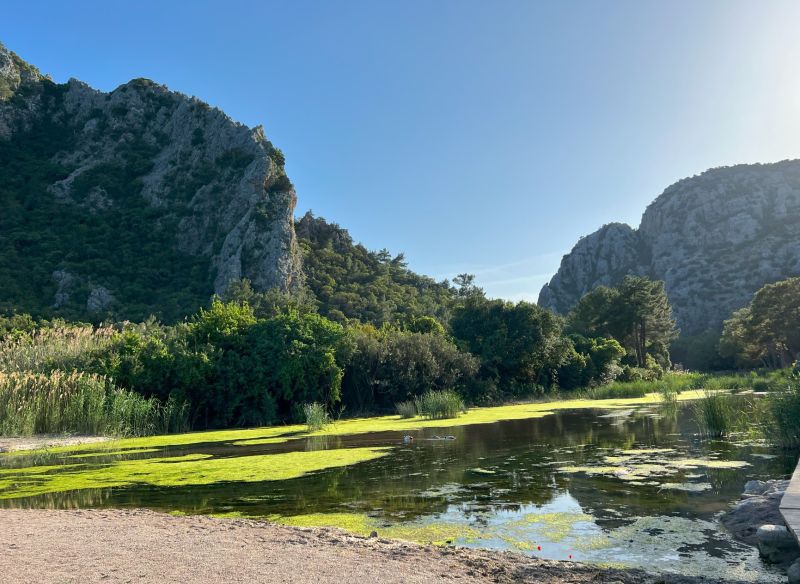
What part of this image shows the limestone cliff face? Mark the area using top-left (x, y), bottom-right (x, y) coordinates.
top-left (539, 161), bottom-right (800, 335)
top-left (0, 43), bottom-right (301, 319)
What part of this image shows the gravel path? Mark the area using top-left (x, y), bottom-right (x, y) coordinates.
top-left (0, 508), bottom-right (748, 584)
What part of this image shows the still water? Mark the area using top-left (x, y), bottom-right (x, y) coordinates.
top-left (2, 404), bottom-right (796, 581)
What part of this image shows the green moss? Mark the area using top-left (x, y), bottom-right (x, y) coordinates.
top-left (277, 512), bottom-right (375, 536)
top-left (0, 447), bottom-right (390, 500)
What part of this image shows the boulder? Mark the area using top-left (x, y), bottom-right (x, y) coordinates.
top-left (756, 524), bottom-right (800, 564)
top-left (721, 489), bottom-right (786, 544)
top-left (743, 480), bottom-right (768, 496)
top-left (789, 558), bottom-right (800, 584)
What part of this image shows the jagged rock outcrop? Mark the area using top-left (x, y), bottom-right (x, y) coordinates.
top-left (0, 43), bottom-right (301, 320)
top-left (539, 161), bottom-right (800, 335)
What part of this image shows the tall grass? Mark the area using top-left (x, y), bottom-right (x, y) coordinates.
top-left (0, 326), bottom-right (114, 373)
top-left (0, 370), bottom-right (187, 437)
top-left (303, 402), bottom-right (331, 431)
top-left (765, 383), bottom-right (800, 447)
top-left (691, 391), bottom-right (747, 437)
top-left (414, 390), bottom-right (465, 420)
top-left (395, 400), bottom-right (417, 418)
top-left (584, 383), bottom-right (649, 400)
top-left (583, 372), bottom-right (702, 400)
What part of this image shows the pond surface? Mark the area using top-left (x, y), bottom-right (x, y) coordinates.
top-left (1, 403), bottom-right (797, 582)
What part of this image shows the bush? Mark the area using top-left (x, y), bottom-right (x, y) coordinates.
top-left (414, 390), bottom-right (465, 420)
top-left (395, 400), bottom-right (417, 418)
top-left (303, 402), bottom-right (330, 431)
top-left (341, 326), bottom-right (478, 413)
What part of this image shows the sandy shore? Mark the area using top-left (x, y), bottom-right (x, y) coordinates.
top-left (0, 434), bottom-right (109, 452)
top-left (0, 508), bottom-right (746, 584)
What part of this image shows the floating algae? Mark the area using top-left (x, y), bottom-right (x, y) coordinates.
top-left (0, 447), bottom-right (391, 500)
top-left (558, 447), bottom-right (750, 483)
top-left (275, 512), bottom-right (480, 546)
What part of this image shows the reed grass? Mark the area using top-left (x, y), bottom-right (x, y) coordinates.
top-left (0, 326), bottom-right (114, 373)
top-left (303, 402), bottom-right (331, 431)
top-left (395, 400), bottom-right (417, 418)
top-left (582, 372), bottom-right (702, 400)
top-left (765, 383), bottom-right (800, 447)
top-left (691, 391), bottom-right (747, 437)
top-left (414, 390), bottom-right (465, 420)
top-left (0, 370), bottom-right (187, 437)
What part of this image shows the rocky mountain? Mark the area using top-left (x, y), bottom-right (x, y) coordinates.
top-left (539, 161), bottom-right (800, 335)
top-left (0, 43), bottom-right (301, 321)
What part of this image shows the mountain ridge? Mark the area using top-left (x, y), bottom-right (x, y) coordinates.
top-left (539, 159), bottom-right (800, 335)
top-left (0, 42), bottom-right (301, 321)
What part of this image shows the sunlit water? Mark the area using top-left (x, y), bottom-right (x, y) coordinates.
top-left (2, 404), bottom-right (796, 581)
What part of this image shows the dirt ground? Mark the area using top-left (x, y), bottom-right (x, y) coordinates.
top-left (0, 508), bottom-right (747, 584)
top-left (0, 434), bottom-right (109, 452)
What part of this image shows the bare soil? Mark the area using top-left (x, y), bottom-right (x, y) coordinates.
top-left (0, 434), bottom-right (109, 453)
top-left (0, 508), bottom-right (745, 584)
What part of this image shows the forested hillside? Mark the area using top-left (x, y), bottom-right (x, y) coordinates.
top-left (0, 42), bottom-right (300, 322)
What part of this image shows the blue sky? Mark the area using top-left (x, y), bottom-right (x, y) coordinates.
top-left (4, 1), bottom-right (800, 301)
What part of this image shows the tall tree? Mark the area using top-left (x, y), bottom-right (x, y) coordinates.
top-left (451, 296), bottom-right (566, 396)
top-left (720, 277), bottom-right (800, 368)
top-left (617, 276), bottom-right (676, 367)
top-left (568, 276), bottom-right (676, 367)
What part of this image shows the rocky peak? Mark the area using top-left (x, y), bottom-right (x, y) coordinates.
top-left (0, 42), bottom-right (42, 98)
top-left (0, 42), bottom-right (301, 321)
top-left (539, 160), bottom-right (800, 335)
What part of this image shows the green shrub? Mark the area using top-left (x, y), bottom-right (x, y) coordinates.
top-left (303, 402), bottom-right (330, 431)
top-left (414, 390), bottom-right (465, 420)
top-left (395, 400), bottom-right (417, 418)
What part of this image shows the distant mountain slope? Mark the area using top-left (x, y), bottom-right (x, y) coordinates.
top-left (0, 43), bottom-right (300, 321)
top-left (296, 212), bottom-right (453, 326)
top-left (539, 160), bottom-right (800, 335)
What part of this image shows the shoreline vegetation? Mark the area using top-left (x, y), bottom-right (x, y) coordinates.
top-left (1, 387), bottom-right (707, 455)
top-left (3, 369), bottom-right (798, 453)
